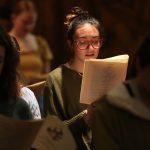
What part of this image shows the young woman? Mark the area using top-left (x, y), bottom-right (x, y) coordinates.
top-left (0, 26), bottom-right (32, 120)
top-left (9, 0), bottom-right (53, 85)
top-left (43, 7), bottom-right (103, 149)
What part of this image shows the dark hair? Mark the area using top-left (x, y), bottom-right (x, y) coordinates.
top-left (11, 0), bottom-right (37, 15)
top-left (64, 7), bottom-right (103, 43)
top-left (0, 26), bottom-right (20, 101)
top-left (136, 35), bottom-right (150, 69)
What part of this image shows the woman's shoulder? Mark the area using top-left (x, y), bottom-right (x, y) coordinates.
top-left (48, 64), bottom-right (76, 78)
top-left (46, 64), bottom-right (75, 85)
top-left (46, 65), bottom-right (64, 81)
top-left (34, 34), bottom-right (53, 59)
top-left (20, 87), bottom-right (37, 106)
top-left (20, 87), bottom-right (35, 99)
top-left (35, 35), bottom-right (45, 40)
top-left (34, 35), bottom-right (48, 45)
top-left (48, 65), bottom-right (64, 75)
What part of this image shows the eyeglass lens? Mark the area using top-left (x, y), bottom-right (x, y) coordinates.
top-left (75, 38), bottom-right (101, 50)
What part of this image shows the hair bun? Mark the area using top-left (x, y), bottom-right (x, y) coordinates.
top-left (64, 6), bottom-right (88, 28)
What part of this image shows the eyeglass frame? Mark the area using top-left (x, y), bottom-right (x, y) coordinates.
top-left (73, 37), bottom-right (102, 50)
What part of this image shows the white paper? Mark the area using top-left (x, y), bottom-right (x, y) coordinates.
top-left (80, 54), bottom-right (129, 104)
top-left (0, 115), bottom-right (76, 150)
top-left (32, 115), bottom-right (76, 150)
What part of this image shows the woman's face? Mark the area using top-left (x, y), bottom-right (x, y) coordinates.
top-left (0, 46), bottom-right (5, 75)
top-left (71, 23), bottom-right (101, 63)
top-left (12, 11), bottom-right (37, 36)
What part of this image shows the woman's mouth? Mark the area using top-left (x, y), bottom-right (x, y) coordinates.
top-left (85, 54), bottom-right (94, 57)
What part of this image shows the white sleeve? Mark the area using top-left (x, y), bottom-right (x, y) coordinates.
top-left (21, 87), bottom-right (41, 119)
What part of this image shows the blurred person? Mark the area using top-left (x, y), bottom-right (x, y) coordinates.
top-left (9, 0), bottom-right (53, 85)
top-left (0, 26), bottom-right (32, 120)
top-left (43, 6), bottom-right (103, 149)
top-left (91, 35), bottom-right (150, 150)
top-left (11, 34), bottom-right (41, 119)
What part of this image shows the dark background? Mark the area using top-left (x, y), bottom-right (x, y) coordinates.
top-left (0, 0), bottom-right (150, 78)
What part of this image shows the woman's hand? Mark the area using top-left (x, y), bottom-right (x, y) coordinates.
top-left (83, 101), bottom-right (98, 126)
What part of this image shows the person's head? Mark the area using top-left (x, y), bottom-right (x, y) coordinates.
top-left (64, 7), bottom-right (103, 63)
top-left (0, 26), bottom-right (20, 100)
top-left (11, 0), bottom-right (37, 36)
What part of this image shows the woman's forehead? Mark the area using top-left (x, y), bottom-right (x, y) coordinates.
top-left (74, 23), bottom-right (99, 38)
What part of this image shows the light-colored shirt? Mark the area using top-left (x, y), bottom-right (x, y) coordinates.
top-left (21, 87), bottom-right (41, 119)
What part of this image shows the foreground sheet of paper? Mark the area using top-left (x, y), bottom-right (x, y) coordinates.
top-left (80, 54), bottom-right (129, 104)
top-left (0, 115), bottom-right (42, 150)
top-left (32, 115), bottom-right (76, 150)
top-left (0, 115), bottom-right (76, 150)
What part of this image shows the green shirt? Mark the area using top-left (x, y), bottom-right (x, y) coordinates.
top-left (44, 65), bottom-right (90, 150)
